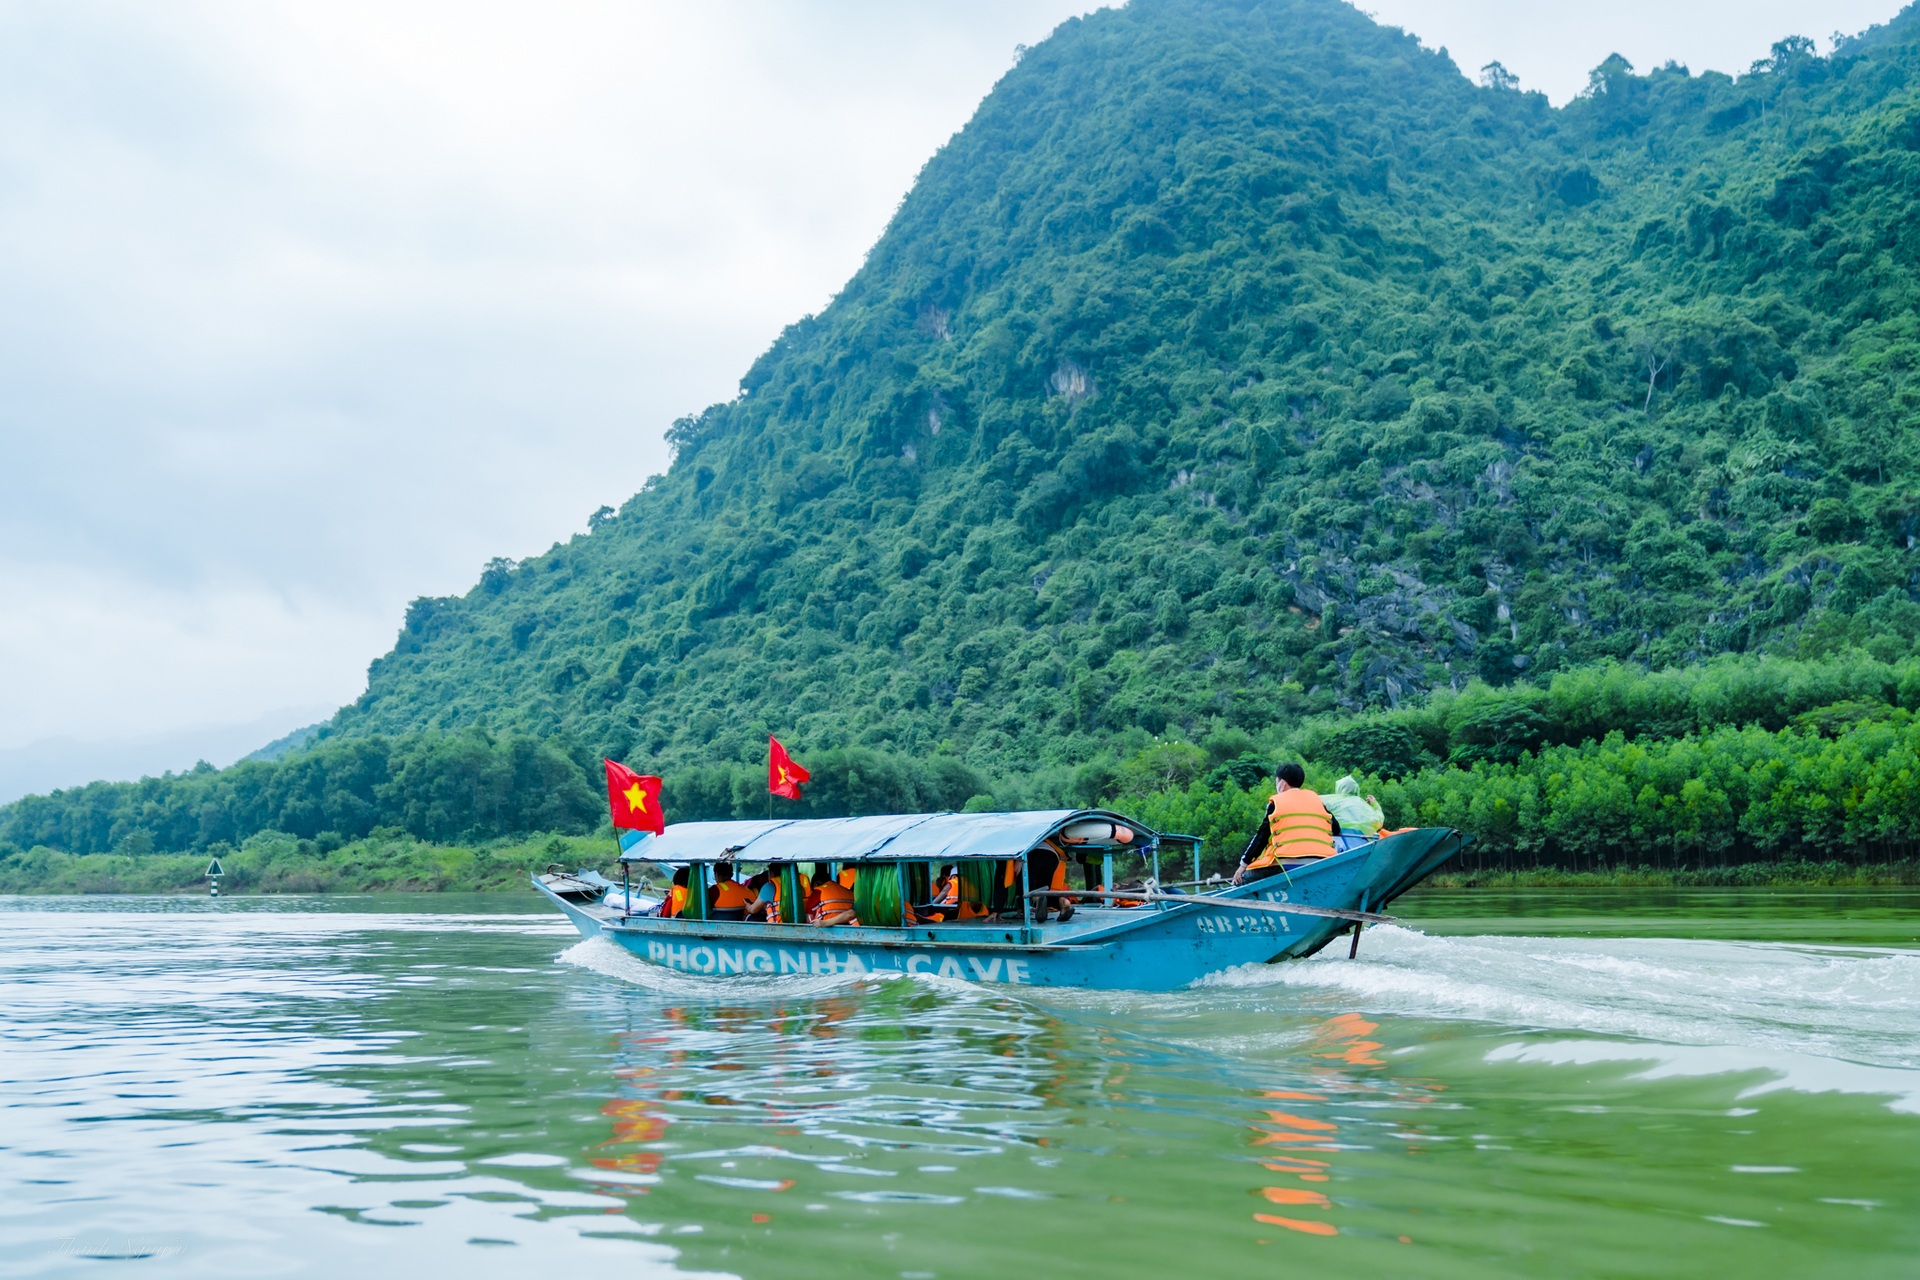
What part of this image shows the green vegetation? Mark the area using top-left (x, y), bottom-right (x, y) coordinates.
top-left (1109, 653), bottom-right (1920, 873)
top-left (322, 0), bottom-right (1920, 780)
top-left (9, 0), bottom-right (1920, 892)
top-left (0, 732), bottom-right (600, 856)
top-left (0, 831), bottom-right (615, 896)
top-left (9, 653), bottom-right (1917, 890)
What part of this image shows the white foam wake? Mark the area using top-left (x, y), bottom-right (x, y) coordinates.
top-left (1205, 925), bottom-right (1920, 1110)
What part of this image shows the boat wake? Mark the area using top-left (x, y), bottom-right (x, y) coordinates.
top-left (1203, 924), bottom-right (1920, 1111)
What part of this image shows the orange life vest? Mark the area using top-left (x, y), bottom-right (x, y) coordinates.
top-left (763, 871), bottom-right (808, 923)
top-left (1249, 788), bottom-right (1335, 868)
top-left (667, 885), bottom-right (688, 917)
top-left (712, 880), bottom-right (753, 911)
top-left (934, 877), bottom-right (958, 907)
top-left (811, 880), bottom-right (854, 922)
top-left (774, 870), bottom-right (810, 907)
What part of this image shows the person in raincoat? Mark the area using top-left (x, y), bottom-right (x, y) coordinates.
top-left (1322, 775), bottom-right (1384, 838)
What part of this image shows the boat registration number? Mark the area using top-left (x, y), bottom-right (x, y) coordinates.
top-left (1195, 913), bottom-right (1286, 935)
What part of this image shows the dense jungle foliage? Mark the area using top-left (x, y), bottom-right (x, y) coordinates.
top-left (329, 0), bottom-right (1920, 780)
top-left (10, 0), bottom-right (1920, 881)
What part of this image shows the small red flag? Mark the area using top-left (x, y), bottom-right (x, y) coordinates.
top-left (768, 736), bottom-right (810, 801)
top-left (604, 758), bottom-right (665, 835)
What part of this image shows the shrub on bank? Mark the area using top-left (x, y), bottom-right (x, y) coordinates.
top-left (1104, 713), bottom-right (1920, 872)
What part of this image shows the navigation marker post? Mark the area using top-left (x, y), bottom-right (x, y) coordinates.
top-left (205, 856), bottom-right (225, 899)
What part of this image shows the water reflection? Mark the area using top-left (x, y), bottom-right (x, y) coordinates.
top-left (544, 969), bottom-right (1468, 1260)
top-left (1247, 1013), bottom-right (1375, 1238)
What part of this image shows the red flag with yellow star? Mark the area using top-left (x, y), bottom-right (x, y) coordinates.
top-left (604, 759), bottom-right (665, 835)
top-left (768, 736), bottom-right (810, 801)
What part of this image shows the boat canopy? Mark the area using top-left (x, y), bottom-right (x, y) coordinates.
top-left (619, 809), bottom-right (1155, 865)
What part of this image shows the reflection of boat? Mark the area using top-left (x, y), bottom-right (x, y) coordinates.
top-left (534, 810), bottom-right (1465, 991)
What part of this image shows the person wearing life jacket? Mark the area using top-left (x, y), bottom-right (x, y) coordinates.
top-left (709, 862), bottom-right (755, 920)
top-left (1233, 762), bottom-right (1340, 885)
top-left (809, 874), bottom-right (857, 926)
top-left (1027, 838), bottom-right (1076, 923)
top-left (658, 867), bottom-right (690, 917)
top-left (935, 863), bottom-right (989, 920)
top-left (804, 863), bottom-right (833, 917)
top-left (917, 865), bottom-right (956, 922)
top-left (748, 862), bottom-right (810, 923)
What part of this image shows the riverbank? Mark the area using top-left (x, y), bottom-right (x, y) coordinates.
top-left (0, 831), bottom-right (616, 894)
top-left (1422, 860), bottom-right (1920, 889)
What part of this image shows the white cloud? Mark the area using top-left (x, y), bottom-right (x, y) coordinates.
top-left (0, 0), bottom-right (1101, 759)
top-left (0, 559), bottom-right (357, 764)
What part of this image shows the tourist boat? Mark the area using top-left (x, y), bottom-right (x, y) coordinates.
top-left (533, 809), bottom-right (1464, 991)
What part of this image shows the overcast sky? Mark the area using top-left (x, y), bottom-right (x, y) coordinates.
top-left (0, 0), bottom-right (1907, 800)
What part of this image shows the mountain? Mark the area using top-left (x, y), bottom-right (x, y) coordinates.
top-left (262, 0), bottom-right (1920, 779)
top-left (240, 722), bottom-right (325, 765)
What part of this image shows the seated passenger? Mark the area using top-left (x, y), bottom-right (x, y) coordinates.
top-left (1323, 775), bottom-right (1385, 838)
top-left (1028, 838), bottom-right (1075, 924)
top-left (1233, 763), bottom-right (1340, 885)
top-left (745, 870), bottom-right (776, 922)
top-left (709, 862), bottom-right (754, 920)
top-left (920, 865), bottom-right (958, 921)
top-left (805, 863), bottom-right (833, 917)
top-left (657, 867), bottom-right (690, 917)
top-left (749, 862), bottom-right (809, 923)
top-left (809, 874), bottom-right (856, 926)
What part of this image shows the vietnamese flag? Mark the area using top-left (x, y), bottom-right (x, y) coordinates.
top-left (768, 736), bottom-right (810, 800)
top-left (604, 759), bottom-right (665, 835)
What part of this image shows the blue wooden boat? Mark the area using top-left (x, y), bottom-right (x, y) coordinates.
top-left (533, 809), bottom-right (1465, 991)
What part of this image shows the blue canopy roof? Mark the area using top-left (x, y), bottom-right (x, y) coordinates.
top-left (619, 809), bottom-right (1149, 865)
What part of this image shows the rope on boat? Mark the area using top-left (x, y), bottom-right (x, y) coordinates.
top-left (1027, 889), bottom-right (1395, 925)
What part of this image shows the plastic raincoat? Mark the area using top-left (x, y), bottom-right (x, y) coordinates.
top-left (1322, 775), bottom-right (1384, 836)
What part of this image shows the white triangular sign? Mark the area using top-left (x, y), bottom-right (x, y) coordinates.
top-left (205, 857), bottom-right (225, 877)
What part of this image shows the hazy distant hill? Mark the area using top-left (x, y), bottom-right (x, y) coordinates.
top-left (314, 0), bottom-right (1920, 776)
top-left (239, 722), bottom-right (324, 765)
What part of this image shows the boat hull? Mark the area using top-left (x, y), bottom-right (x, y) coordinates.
top-left (538, 827), bottom-right (1463, 991)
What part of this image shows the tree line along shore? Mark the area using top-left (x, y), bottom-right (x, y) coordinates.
top-left (4, 655), bottom-right (1919, 892)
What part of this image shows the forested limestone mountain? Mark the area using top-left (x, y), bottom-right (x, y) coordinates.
top-left (338, 0), bottom-right (1920, 781)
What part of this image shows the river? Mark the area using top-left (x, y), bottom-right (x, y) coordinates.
top-left (2, 887), bottom-right (1915, 1278)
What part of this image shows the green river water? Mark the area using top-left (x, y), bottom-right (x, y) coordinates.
top-left (2, 888), bottom-right (1916, 1278)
